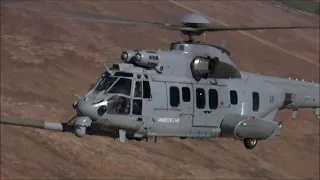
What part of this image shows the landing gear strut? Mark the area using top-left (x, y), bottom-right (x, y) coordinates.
top-left (243, 138), bottom-right (257, 149)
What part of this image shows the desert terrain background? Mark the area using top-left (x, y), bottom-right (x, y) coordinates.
top-left (1, 0), bottom-right (319, 179)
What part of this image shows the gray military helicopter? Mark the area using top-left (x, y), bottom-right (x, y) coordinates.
top-left (1, 8), bottom-right (320, 149)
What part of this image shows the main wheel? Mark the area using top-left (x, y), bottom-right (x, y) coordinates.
top-left (243, 138), bottom-right (257, 149)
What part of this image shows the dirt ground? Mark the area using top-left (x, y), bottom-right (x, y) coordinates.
top-left (1, 1), bottom-right (319, 179)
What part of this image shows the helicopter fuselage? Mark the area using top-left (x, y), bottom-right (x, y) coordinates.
top-left (1, 9), bottom-right (319, 150)
top-left (72, 42), bottom-right (320, 148)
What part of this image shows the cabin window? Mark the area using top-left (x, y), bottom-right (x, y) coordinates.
top-left (170, 86), bottom-right (180, 107)
top-left (179, 45), bottom-right (184, 51)
top-left (209, 89), bottom-right (218, 109)
top-left (196, 88), bottom-right (206, 109)
top-left (230, 90), bottom-right (238, 105)
top-left (132, 99), bottom-right (142, 115)
top-left (284, 93), bottom-right (292, 102)
top-left (252, 92), bottom-right (260, 112)
top-left (143, 81), bottom-right (151, 98)
top-left (182, 87), bottom-right (190, 102)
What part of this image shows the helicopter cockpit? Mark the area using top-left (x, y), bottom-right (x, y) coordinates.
top-left (78, 71), bottom-right (147, 119)
top-left (91, 72), bottom-right (132, 114)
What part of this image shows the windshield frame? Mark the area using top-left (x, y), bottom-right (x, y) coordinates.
top-left (107, 77), bottom-right (133, 96)
top-left (92, 70), bottom-right (136, 97)
top-left (93, 72), bottom-right (119, 93)
top-left (103, 77), bottom-right (120, 93)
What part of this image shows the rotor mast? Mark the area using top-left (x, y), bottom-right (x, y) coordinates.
top-left (181, 25), bottom-right (205, 43)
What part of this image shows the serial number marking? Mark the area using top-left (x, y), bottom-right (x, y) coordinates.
top-left (301, 96), bottom-right (311, 100)
top-left (269, 95), bottom-right (275, 104)
top-left (157, 117), bottom-right (180, 123)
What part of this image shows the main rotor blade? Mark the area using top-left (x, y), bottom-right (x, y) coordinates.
top-left (0, 117), bottom-right (73, 132)
top-left (1, 117), bottom-right (47, 129)
top-left (201, 25), bottom-right (319, 32)
top-left (3, 1), bottom-right (317, 33)
top-left (49, 11), bottom-right (193, 31)
top-left (51, 11), bottom-right (318, 33)
top-left (2, 1), bottom-right (192, 31)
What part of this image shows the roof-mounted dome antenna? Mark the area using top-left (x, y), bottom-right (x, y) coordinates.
top-left (179, 13), bottom-right (211, 43)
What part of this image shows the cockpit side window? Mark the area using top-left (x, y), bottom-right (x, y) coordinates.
top-left (134, 81), bottom-right (142, 98)
top-left (108, 78), bottom-right (132, 96)
top-left (143, 81), bottom-right (151, 98)
top-left (132, 99), bottom-right (142, 115)
top-left (106, 95), bottom-right (131, 115)
top-left (132, 81), bottom-right (143, 116)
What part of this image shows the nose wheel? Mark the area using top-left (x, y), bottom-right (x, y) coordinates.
top-left (244, 138), bottom-right (257, 149)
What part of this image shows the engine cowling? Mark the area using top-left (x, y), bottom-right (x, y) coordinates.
top-left (133, 50), bottom-right (160, 68)
top-left (121, 50), bottom-right (139, 63)
top-left (190, 56), bottom-right (219, 81)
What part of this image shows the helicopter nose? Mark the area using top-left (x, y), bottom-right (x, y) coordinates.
top-left (75, 99), bottom-right (100, 120)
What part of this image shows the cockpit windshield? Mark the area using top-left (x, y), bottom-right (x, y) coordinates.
top-left (94, 73), bottom-right (118, 92)
top-left (108, 78), bottom-right (132, 96)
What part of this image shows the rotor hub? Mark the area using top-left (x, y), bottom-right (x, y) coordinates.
top-left (179, 13), bottom-right (211, 42)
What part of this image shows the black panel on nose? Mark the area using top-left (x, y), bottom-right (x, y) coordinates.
top-left (97, 105), bottom-right (107, 116)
